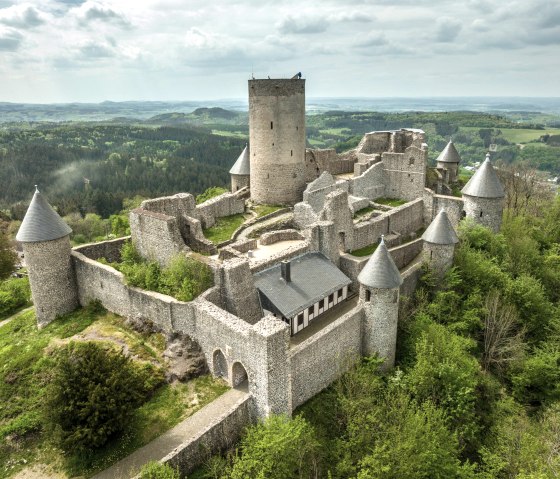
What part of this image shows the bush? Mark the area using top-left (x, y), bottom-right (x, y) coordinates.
top-left (0, 276), bottom-right (31, 318)
top-left (116, 242), bottom-right (213, 301)
top-left (139, 461), bottom-right (180, 479)
top-left (45, 341), bottom-right (158, 452)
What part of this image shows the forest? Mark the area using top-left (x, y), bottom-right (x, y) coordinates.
top-left (1, 109), bottom-right (558, 228)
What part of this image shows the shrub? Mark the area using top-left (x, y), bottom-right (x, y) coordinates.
top-left (196, 186), bottom-right (228, 204)
top-left (139, 461), bottom-right (180, 479)
top-left (45, 341), bottom-right (158, 452)
top-left (0, 276), bottom-right (31, 318)
top-left (116, 242), bottom-right (213, 301)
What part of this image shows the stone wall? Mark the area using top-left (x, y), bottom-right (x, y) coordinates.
top-left (231, 174), bottom-right (250, 193)
top-left (348, 162), bottom-right (386, 199)
top-left (305, 148), bottom-right (354, 181)
top-left (195, 192), bottom-right (245, 229)
top-left (72, 250), bottom-right (291, 418)
top-left (432, 193), bottom-right (464, 227)
top-left (289, 305), bottom-right (363, 409)
top-left (141, 193), bottom-right (196, 218)
top-left (74, 237), bottom-right (128, 263)
top-left (260, 229), bottom-right (305, 245)
top-left (387, 238), bottom-right (423, 270)
top-left (387, 198), bottom-right (424, 235)
top-left (160, 392), bottom-right (253, 476)
top-left (382, 146), bottom-right (427, 201)
top-left (249, 241), bottom-right (311, 273)
top-left (352, 216), bottom-right (389, 251)
top-left (129, 209), bottom-right (187, 266)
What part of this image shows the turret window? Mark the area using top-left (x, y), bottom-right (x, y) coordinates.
top-left (480, 211), bottom-right (483, 217)
top-left (365, 290), bottom-right (371, 302)
top-left (271, 121), bottom-right (273, 129)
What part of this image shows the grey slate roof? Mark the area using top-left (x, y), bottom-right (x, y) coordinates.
top-left (422, 209), bottom-right (459, 245)
top-left (357, 237), bottom-right (403, 289)
top-left (461, 155), bottom-right (505, 198)
top-left (436, 140), bottom-right (461, 164)
top-left (253, 252), bottom-right (352, 319)
top-left (16, 188), bottom-right (72, 243)
top-left (229, 144), bottom-right (250, 176)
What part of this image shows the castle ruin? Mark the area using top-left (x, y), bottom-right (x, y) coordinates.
top-left (17, 75), bottom-right (505, 426)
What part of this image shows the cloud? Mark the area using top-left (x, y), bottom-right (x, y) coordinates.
top-left (75, 2), bottom-right (130, 27)
top-left (355, 32), bottom-right (388, 48)
top-left (435, 17), bottom-right (462, 42)
top-left (0, 4), bottom-right (45, 29)
top-left (277, 15), bottom-right (328, 34)
top-left (78, 42), bottom-right (115, 58)
top-left (0, 26), bottom-right (22, 50)
top-left (277, 9), bottom-right (374, 34)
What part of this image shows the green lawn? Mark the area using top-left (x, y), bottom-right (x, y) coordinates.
top-left (0, 306), bottom-right (227, 479)
top-left (203, 214), bottom-right (246, 244)
top-left (374, 197), bottom-right (407, 207)
top-left (353, 206), bottom-right (375, 220)
top-left (349, 243), bottom-right (379, 257)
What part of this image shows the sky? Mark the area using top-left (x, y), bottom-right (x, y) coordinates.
top-left (0, 0), bottom-right (559, 103)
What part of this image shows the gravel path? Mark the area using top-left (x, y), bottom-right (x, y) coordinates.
top-left (93, 386), bottom-right (249, 479)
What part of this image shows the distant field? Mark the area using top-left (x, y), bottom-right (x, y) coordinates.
top-left (461, 126), bottom-right (560, 143)
top-left (211, 129), bottom-right (248, 139)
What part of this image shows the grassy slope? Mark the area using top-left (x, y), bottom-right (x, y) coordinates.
top-left (0, 306), bottom-right (227, 479)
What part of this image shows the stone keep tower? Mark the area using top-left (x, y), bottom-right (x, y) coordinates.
top-left (16, 188), bottom-right (79, 328)
top-left (249, 77), bottom-right (306, 205)
top-left (422, 209), bottom-right (459, 278)
top-left (461, 154), bottom-right (505, 233)
top-left (357, 237), bottom-right (403, 369)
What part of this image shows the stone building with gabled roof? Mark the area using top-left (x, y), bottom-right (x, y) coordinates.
top-left (254, 252), bottom-right (351, 335)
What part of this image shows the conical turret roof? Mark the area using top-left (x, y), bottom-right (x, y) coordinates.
top-left (229, 144), bottom-right (250, 176)
top-left (436, 140), bottom-right (461, 164)
top-left (16, 187), bottom-right (72, 243)
top-left (358, 237), bottom-right (403, 289)
top-left (461, 154), bottom-right (505, 198)
top-left (422, 209), bottom-right (459, 245)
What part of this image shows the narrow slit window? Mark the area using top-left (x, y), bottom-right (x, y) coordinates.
top-left (271, 121), bottom-right (273, 129)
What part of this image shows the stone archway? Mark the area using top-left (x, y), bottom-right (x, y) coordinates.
top-left (213, 349), bottom-right (228, 380)
top-left (231, 361), bottom-right (248, 387)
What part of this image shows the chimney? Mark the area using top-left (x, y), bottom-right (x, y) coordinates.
top-left (280, 260), bottom-right (291, 282)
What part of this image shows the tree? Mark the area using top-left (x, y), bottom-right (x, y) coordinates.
top-left (0, 232), bottom-right (17, 279)
top-left (227, 415), bottom-right (320, 479)
top-left (45, 341), bottom-right (156, 452)
top-left (481, 290), bottom-right (525, 378)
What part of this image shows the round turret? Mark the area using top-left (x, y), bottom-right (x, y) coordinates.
top-left (461, 154), bottom-right (505, 233)
top-left (422, 208), bottom-right (459, 278)
top-left (16, 187), bottom-right (78, 328)
top-left (229, 144), bottom-right (250, 192)
top-left (358, 236), bottom-right (402, 369)
top-left (436, 139), bottom-right (461, 183)
top-left (248, 78), bottom-right (306, 205)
